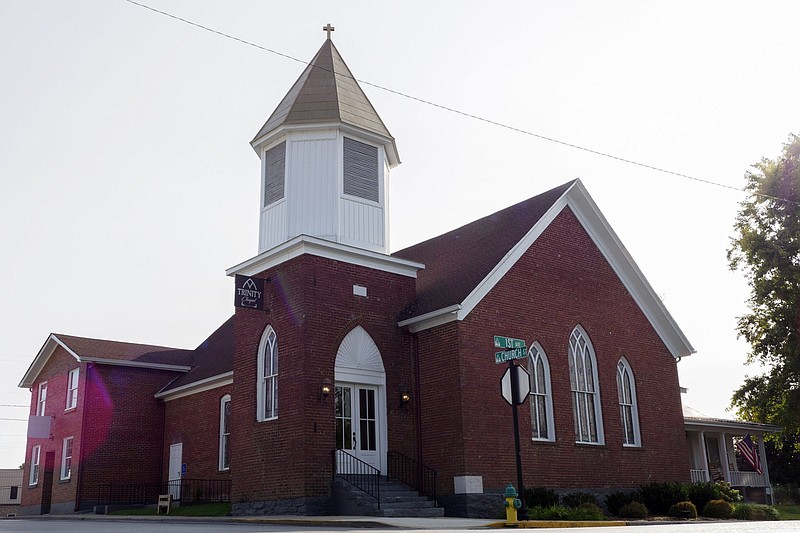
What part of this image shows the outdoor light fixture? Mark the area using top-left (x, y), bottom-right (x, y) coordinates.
top-left (320, 379), bottom-right (332, 402)
top-left (400, 391), bottom-right (411, 406)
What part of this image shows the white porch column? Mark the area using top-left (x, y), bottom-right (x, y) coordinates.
top-left (721, 432), bottom-right (731, 483)
top-left (700, 431), bottom-right (709, 479)
top-left (758, 435), bottom-right (773, 504)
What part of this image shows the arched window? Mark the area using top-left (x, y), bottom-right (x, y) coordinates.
top-left (528, 342), bottom-right (555, 441)
top-left (617, 358), bottom-right (641, 447)
top-left (568, 326), bottom-right (604, 444)
top-left (219, 394), bottom-right (231, 471)
top-left (257, 327), bottom-right (278, 421)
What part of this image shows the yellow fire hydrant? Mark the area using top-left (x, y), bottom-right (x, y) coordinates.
top-left (503, 483), bottom-right (522, 526)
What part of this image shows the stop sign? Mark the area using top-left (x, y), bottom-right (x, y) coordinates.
top-left (500, 364), bottom-right (531, 406)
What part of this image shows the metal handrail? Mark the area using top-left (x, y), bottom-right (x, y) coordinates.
top-left (332, 449), bottom-right (381, 509)
top-left (96, 478), bottom-right (231, 506)
top-left (387, 450), bottom-right (437, 504)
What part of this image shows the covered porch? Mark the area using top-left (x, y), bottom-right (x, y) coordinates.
top-left (684, 405), bottom-right (781, 504)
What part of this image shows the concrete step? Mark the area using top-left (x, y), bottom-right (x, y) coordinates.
top-left (375, 506), bottom-right (446, 518)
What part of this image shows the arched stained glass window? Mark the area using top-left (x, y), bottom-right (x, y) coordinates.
top-left (528, 342), bottom-right (555, 441)
top-left (568, 326), bottom-right (604, 444)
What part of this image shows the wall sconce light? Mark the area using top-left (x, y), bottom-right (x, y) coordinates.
top-left (320, 378), bottom-right (332, 402)
top-left (400, 391), bottom-right (411, 407)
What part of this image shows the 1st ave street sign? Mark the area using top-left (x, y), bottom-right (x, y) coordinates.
top-left (494, 335), bottom-right (526, 349)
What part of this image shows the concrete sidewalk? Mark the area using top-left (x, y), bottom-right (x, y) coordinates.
top-left (3, 513), bottom-right (630, 529)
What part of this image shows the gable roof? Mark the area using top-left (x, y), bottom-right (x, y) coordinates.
top-left (251, 39), bottom-right (398, 164)
top-left (19, 334), bottom-right (193, 388)
top-left (156, 316), bottom-right (234, 399)
top-left (394, 179), bottom-right (695, 360)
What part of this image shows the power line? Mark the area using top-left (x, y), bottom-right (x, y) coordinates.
top-left (122, 0), bottom-right (796, 207)
top-left (0, 405), bottom-right (27, 408)
top-left (0, 418), bottom-right (27, 422)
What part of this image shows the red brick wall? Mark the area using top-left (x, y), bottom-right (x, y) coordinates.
top-left (230, 254), bottom-right (418, 504)
top-left (162, 385), bottom-right (233, 482)
top-left (418, 207), bottom-right (690, 493)
top-left (21, 346), bottom-right (84, 511)
top-left (78, 364), bottom-right (180, 507)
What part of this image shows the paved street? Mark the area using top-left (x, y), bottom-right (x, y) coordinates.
top-left (1, 517), bottom-right (800, 533)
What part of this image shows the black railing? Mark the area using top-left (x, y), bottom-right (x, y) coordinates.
top-left (387, 450), bottom-right (437, 504)
top-left (96, 478), bottom-right (231, 507)
top-left (332, 449), bottom-right (380, 509)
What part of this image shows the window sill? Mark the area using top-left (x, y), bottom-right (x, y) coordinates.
top-left (574, 441), bottom-right (605, 448)
top-left (64, 407), bottom-right (77, 413)
top-left (257, 416), bottom-right (278, 423)
top-left (28, 483), bottom-right (38, 488)
top-left (530, 438), bottom-right (557, 445)
top-left (623, 444), bottom-right (643, 450)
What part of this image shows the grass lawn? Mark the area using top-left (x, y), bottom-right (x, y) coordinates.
top-left (110, 502), bottom-right (231, 517)
top-left (775, 505), bottom-right (800, 520)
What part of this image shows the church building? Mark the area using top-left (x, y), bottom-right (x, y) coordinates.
top-left (18, 31), bottom-right (695, 517)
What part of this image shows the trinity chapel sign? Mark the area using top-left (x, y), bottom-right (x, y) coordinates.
top-left (234, 275), bottom-right (265, 310)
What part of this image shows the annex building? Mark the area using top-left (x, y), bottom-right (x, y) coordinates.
top-left (19, 33), bottom-right (708, 517)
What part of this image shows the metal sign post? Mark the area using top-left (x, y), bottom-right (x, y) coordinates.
top-left (508, 360), bottom-right (527, 521)
top-left (495, 335), bottom-right (529, 521)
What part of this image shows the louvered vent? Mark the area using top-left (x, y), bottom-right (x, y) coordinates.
top-left (343, 137), bottom-right (379, 203)
top-left (264, 141), bottom-right (286, 207)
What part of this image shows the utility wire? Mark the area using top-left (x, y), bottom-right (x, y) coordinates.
top-left (122, 0), bottom-right (796, 206)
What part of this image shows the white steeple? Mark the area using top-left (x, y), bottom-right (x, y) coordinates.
top-left (250, 35), bottom-right (399, 255)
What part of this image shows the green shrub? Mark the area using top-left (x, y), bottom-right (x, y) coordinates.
top-left (773, 483), bottom-right (800, 505)
top-left (618, 501), bottom-right (648, 519)
top-left (524, 486), bottom-right (559, 508)
top-left (637, 482), bottom-right (689, 515)
top-left (527, 505), bottom-right (571, 520)
top-left (714, 482), bottom-right (742, 503)
top-left (605, 491), bottom-right (638, 516)
top-left (571, 502), bottom-right (606, 521)
top-left (732, 503), bottom-right (780, 521)
top-left (561, 491), bottom-right (598, 508)
top-left (668, 501), bottom-right (697, 519)
top-left (702, 499), bottom-right (733, 519)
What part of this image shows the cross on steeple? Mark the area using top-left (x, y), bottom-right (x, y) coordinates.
top-left (322, 23), bottom-right (335, 40)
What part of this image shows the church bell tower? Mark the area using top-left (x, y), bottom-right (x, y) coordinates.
top-left (249, 26), bottom-right (400, 255)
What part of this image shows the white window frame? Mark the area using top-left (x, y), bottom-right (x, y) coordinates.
top-left (36, 382), bottom-right (47, 416)
top-left (617, 357), bottom-right (641, 447)
top-left (66, 368), bottom-right (79, 410)
top-left (527, 342), bottom-right (555, 441)
top-left (60, 436), bottom-right (73, 480)
top-left (219, 394), bottom-right (231, 471)
top-left (29, 445), bottom-right (40, 486)
top-left (568, 326), bottom-right (604, 444)
top-left (256, 327), bottom-right (278, 422)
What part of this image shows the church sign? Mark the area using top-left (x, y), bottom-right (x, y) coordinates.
top-left (234, 275), bottom-right (265, 310)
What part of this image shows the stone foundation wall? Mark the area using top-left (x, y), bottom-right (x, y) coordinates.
top-left (232, 496), bottom-right (329, 516)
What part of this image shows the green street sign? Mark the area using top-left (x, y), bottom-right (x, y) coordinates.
top-left (495, 347), bottom-right (528, 364)
top-left (494, 335), bottom-right (526, 350)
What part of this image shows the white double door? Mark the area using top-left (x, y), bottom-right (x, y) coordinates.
top-left (335, 383), bottom-right (380, 471)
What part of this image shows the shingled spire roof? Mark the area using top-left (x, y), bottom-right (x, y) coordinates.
top-left (251, 39), bottom-right (398, 163)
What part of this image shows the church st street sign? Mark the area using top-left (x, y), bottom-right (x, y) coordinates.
top-left (495, 347), bottom-right (528, 364)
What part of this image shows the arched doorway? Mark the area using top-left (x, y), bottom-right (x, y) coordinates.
top-left (334, 326), bottom-right (387, 474)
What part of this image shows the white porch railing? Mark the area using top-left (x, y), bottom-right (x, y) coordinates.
top-left (690, 469), bottom-right (709, 482)
top-left (728, 470), bottom-right (768, 487)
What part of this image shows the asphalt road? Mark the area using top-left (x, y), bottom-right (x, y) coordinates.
top-left (1, 518), bottom-right (799, 533)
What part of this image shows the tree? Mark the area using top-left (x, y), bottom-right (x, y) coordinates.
top-left (728, 134), bottom-right (800, 434)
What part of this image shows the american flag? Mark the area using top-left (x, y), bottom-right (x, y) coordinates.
top-left (736, 434), bottom-right (763, 475)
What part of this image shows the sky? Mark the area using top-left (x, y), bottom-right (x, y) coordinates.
top-left (1, 0), bottom-right (799, 469)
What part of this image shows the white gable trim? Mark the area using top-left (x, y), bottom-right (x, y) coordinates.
top-left (227, 234), bottom-right (424, 279)
top-left (18, 334), bottom-right (190, 388)
top-left (399, 180), bottom-right (694, 360)
top-left (156, 371), bottom-right (234, 401)
top-left (19, 335), bottom-right (80, 389)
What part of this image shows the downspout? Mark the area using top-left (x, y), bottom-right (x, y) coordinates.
top-left (74, 362), bottom-right (91, 512)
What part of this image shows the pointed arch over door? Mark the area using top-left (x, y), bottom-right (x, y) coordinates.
top-left (334, 326), bottom-right (387, 474)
